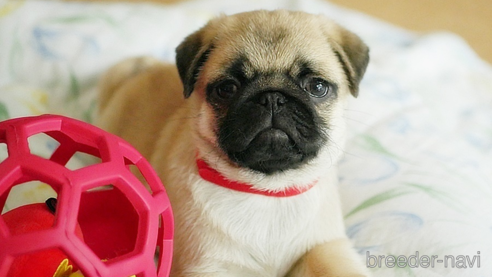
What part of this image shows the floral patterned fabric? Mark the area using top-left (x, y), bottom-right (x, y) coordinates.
top-left (1, 0), bottom-right (491, 276)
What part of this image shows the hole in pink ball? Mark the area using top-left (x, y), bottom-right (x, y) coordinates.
top-left (77, 184), bottom-right (139, 262)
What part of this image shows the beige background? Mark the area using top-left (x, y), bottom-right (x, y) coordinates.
top-left (328, 0), bottom-right (492, 64)
top-left (67, 0), bottom-right (492, 64)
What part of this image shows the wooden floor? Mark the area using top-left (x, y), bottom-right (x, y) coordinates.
top-left (66, 0), bottom-right (492, 64)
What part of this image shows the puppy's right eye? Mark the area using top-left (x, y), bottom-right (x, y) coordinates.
top-left (214, 81), bottom-right (238, 99)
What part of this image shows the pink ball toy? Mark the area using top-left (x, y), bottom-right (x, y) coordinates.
top-left (0, 115), bottom-right (173, 277)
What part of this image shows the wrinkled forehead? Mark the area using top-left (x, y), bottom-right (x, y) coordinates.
top-left (201, 19), bottom-right (346, 84)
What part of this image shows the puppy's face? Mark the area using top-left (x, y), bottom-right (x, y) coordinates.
top-left (176, 10), bottom-right (369, 175)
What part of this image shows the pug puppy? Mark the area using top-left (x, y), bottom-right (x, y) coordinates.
top-left (98, 10), bottom-right (370, 277)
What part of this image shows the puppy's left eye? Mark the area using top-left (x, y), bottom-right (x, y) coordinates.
top-left (302, 78), bottom-right (333, 98)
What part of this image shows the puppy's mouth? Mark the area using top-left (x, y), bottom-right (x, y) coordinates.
top-left (217, 91), bottom-right (326, 174)
top-left (229, 127), bottom-right (304, 174)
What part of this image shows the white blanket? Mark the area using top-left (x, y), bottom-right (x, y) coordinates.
top-left (1, 0), bottom-right (492, 276)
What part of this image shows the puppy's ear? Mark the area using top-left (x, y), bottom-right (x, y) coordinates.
top-left (329, 27), bottom-right (370, 98)
top-left (175, 30), bottom-right (213, 98)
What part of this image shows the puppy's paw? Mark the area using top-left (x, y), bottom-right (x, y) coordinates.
top-left (99, 56), bottom-right (162, 110)
top-left (287, 238), bottom-right (371, 277)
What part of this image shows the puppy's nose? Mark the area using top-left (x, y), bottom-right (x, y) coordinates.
top-left (257, 92), bottom-right (286, 112)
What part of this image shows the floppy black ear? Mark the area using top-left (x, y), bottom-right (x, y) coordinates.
top-left (330, 28), bottom-right (370, 98)
top-left (175, 30), bottom-right (213, 98)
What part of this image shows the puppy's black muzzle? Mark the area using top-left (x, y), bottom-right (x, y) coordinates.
top-left (218, 89), bottom-right (326, 175)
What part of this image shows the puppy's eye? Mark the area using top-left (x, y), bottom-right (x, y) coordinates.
top-left (302, 78), bottom-right (333, 98)
top-left (214, 81), bottom-right (238, 99)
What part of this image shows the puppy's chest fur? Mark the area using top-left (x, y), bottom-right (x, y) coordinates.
top-left (193, 181), bottom-right (324, 263)
top-left (184, 177), bottom-right (332, 276)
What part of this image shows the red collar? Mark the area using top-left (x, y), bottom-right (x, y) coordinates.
top-left (196, 159), bottom-right (317, 197)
